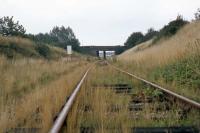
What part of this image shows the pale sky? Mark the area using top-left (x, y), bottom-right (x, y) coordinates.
top-left (0, 0), bottom-right (200, 46)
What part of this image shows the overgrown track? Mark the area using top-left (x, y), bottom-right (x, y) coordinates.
top-left (49, 67), bottom-right (92, 133)
top-left (49, 61), bottom-right (200, 133)
top-left (108, 62), bottom-right (200, 109)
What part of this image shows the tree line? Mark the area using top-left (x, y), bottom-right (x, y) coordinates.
top-left (0, 17), bottom-right (81, 52)
top-left (0, 8), bottom-right (200, 54)
top-left (124, 9), bottom-right (200, 50)
top-left (26, 26), bottom-right (80, 51)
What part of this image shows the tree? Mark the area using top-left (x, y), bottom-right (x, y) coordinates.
top-left (195, 8), bottom-right (200, 21)
top-left (28, 26), bottom-right (80, 51)
top-left (0, 16), bottom-right (26, 36)
top-left (154, 15), bottom-right (188, 42)
top-left (124, 32), bottom-right (144, 48)
top-left (33, 33), bottom-right (58, 45)
top-left (50, 26), bottom-right (80, 50)
top-left (143, 28), bottom-right (158, 41)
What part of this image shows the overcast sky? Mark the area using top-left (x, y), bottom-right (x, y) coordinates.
top-left (1, 0), bottom-right (200, 46)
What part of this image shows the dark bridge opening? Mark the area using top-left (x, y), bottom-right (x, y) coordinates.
top-left (81, 46), bottom-right (124, 57)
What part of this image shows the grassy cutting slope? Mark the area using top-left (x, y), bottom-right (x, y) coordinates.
top-left (0, 36), bottom-right (92, 132)
top-left (117, 21), bottom-right (200, 102)
top-left (119, 39), bottom-right (153, 59)
top-left (0, 36), bottom-right (69, 59)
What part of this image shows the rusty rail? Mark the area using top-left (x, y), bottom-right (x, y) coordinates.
top-left (109, 63), bottom-right (200, 109)
top-left (49, 67), bottom-right (91, 133)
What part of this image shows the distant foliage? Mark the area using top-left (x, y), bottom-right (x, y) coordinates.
top-left (124, 28), bottom-right (158, 49)
top-left (0, 16), bottom-right (81, 52)
top-left (143, 28), bottom-right (158, 41)
top-left (27, 26), bottom-right (80, 51)
top-left (0, 16), bottom-right (26, 36)
top-left (124, 15), bottom-right (189, 50)
top-left (33, 33), bottom-right (58, 45)
top-left (124, 32), bottom-right (144, 48)
top-left (195, 8), bottom-right (200, 21)
top-left (153, 15), bottom-right (189, 43)
top-left (50, 26), bottom-right (80, 51)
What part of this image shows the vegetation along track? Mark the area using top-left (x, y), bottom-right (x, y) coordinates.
top-left (108, 62), bottom-right (200, 110)
top-left (50, 61), bottom-right (200, 133)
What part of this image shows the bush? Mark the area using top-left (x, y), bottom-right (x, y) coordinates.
top-left (153, 15), bottom-right (188, 43)
top-left (149, 56), bottom-right (200, 89)
top-left (124, 28), bottom-right (158, 50)
top-left (35, 44), bottom-right (51, 58)
top-left (124, 32), bottom-right (144, 48)
top-left (143, 28), bottom-right (158, 41)
top-left (0, 41), bottom-right (38, 58)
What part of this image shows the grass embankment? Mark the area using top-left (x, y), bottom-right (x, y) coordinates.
top-left (0, 36), bottom-right (91, 132)
top-left (0, 56), bottom-right (90, 132)
top-left (65, 64), bottom-right (200, 132)
top-left (117, 21), bottom-right (200, 102)
top-left (0, 36), bottom-right (70, 59)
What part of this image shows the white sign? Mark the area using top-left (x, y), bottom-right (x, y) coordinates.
top-left (67, 45), bottom-right (72, 55)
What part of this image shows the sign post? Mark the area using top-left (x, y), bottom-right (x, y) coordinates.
top-left (67, 45), bottom-right (72, 61)
top-left (67, 45), bottom-right (72, 55)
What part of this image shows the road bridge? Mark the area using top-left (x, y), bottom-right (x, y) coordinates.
top-left (80, 46), bottom-right (124, 57)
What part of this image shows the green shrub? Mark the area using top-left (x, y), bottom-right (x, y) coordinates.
top-left (153, 15), bottom-right (189, 43)
top-left (124, 32), bottom-right (144, 48)
top-left (35, 44), bottom-right (51, 58)
top-left (0, 42), bottom-right (38, 58)
top-left (149, 56), bottom-right (200, 89)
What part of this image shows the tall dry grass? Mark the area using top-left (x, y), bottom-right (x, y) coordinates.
top-left (119, 39), bottom-right (153, 59)
top-left (66, 65), bottom-right (200, 132)
top-left (0, 36), bottom-right (35, 48)
top-left (66, 65), bottom-right (132, 132)
top-left (119, 22), bottom-right (200, 66)
top-left (117, 21), bottom-right (200, 101)
top-left (119, 21), bottom-right (200, 68)
top-left (0, 56), bottom-right (89, 132)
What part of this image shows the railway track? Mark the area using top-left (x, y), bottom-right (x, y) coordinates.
top-left (108, 62), bottom-right (200, 109)
top-left (49, 67), bottom-right (92, 133)
top-left (49, 61), bottom-right (200, 133)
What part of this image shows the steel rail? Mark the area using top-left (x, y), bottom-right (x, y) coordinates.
top-left (49, 67), bottom-right (91, 133)
top-left (109, 63), bottom-right (200, 109)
